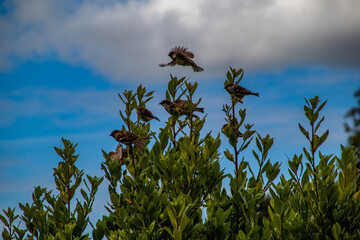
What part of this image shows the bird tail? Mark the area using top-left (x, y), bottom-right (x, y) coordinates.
top-left (195, 107), bottom-right (204, 113)
top-left (251, 92), bottom-right (260, 97)
top-left (192, 64), bottom-right (204, 72)
top-left (159, 63), bottom-right (167, 67)
top-left (133, 137), bottom-right (149, 152)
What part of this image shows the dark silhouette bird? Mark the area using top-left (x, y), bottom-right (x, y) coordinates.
top-left (225, 84), bottom-right (259, 101)
top-left (222, 124), bottom-right (244, 138)
top-left (137, 106), bottom-right (160, 122)
top-left (108, 143), bottom-right (129, 164)
top-left (110, 130), bottom-right (149, 152)
top-left (159, 46), bottom-right (203, 72)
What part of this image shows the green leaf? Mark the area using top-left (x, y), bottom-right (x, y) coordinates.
top-left (240, 137), bottom-right (253, 151)
top-left (309, 96), bottom-right (320, 109)
top-left (332, 222), bottom-right (341, 240)
top-left (80, 189), bottom-right (89, 202)
top-left (314, 116), bottom-right (325, 132)
top-left (252, 150), bottom-right (260, 162)
top-left (301, 169), bottom-right (309, 186)
top-left (318, 130), bottom-right (329, 147)
top-left (226, 71), bottom-right (232, 82)
top-left (174, 229), bottom-right (182, 240)
top-left (167, 207), bottom-right (178, 229)
top-left (303, 148), bottom-right (311, 161)
top-left (298, 123), bottom-right (310, 140)
top-left (0, 214), bottom-right (9, 228)
top-left (224, 149), bottom-right (234, 162)
top-left (166, 91), bottom-right (171, 101)
top-left (256, 137), bottom-right (262, 152)
top-left (2, 229), bottom-right (11, 240)
top-left (316, 99), bottom-right (327, 114)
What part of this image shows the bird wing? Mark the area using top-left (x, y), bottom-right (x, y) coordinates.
top-left (119, 131), bottom-right (138, 142)
top-left (171, 46), bottom-right (188, 53)
top-left (177, 49), bottom-right (195, 61)
top-left (115, 143), bottom-right (123, 154)
top-left (171, 46), bottom-right (194, 58)
top-left (173, 48), bottom-right (202, 71)
top-left (234, 85), bottom-right (251, 94)
top-left (159, 60), bottom-right (176, 67)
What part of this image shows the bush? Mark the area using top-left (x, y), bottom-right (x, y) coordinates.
top-left (2, 68), bottom-right (360, 239)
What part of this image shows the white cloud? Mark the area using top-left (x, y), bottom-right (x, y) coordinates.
top-left (0, 0), bottom-right (359, 82)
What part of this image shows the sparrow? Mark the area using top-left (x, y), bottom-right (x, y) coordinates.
top-left (108, 143), bottom-right (129, 164)
top-left (110, 130), bottom-right (149, 152)
top-left (159, 46), bottom-right (204, 72)
top-left (159, 99), bottom-right (204, 117)
top-left (222, 124), bottom-right (244, 138)
top-left (159, 100), bottom-right (177, 115)
top-left (173, 99), bottom-right (204, 116)
top-left (224, 84), bottom-right (259, 100)
top-left (137, 106), bottom-right (160, 122)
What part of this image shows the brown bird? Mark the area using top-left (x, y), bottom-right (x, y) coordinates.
top-left (222, 124), bottom-right (244, 138)
top-left (159, 100), bottom-right (177, 115)
top-left (174, 99), bottom-right (204, 116)
top-left (159, 99), bottom-right (204, 117)
top-left (110, 130), bottom-right (149, 152)
top-left (225, 84), bottom-right (259, 101)
top-left (159, 46), bottom-right (203, 72)
top-left (108, 143), bottom-right (129, 164)
top-left (137, 106), bottom-right (160, 122)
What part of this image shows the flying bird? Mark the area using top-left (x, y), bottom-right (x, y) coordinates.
top-left (137, 106), bottom-right (160, 122)
top-left (159, 46), bottom-right (204, 72)
top-left (110, 130), bottom-right (149, 152)
top-left (224, 84), bottom-right (259, 100)
top-left (222, 124), bottom-right (244, 138)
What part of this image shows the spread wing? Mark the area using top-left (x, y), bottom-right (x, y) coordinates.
top-left (171, 46), bottom-right (195, 58)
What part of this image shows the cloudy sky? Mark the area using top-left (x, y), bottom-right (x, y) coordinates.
top-left (1, 0), bottom-right (359, 227)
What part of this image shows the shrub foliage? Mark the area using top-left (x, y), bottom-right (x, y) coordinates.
top-left (2, 68), bottom-right (360, 239)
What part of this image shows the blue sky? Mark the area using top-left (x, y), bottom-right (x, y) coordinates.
top-left (1, 0), bottom-right (360, 229)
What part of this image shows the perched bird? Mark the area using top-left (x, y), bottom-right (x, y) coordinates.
top-left (224, 84), bottom-right (259, 101)
top-left (159, 99), bottom-right (204, 117)
top-left (174, 99), bottom-right (204, 116)
top-left (108, 144), bottom-right (129, 164)
top-left (110, 130), bottom-right (149, 152)
top-left (137, 106), bottom-right (160, 122)
top-left (159, 100), bottom-right (177, 115)
top-left (222, 124), bottom-right (244, 138)
top-left (159, 46), bottom-right (203, 72)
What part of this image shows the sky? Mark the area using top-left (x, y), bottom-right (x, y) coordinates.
top-left (1, 0), bottom-right (360, 230)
